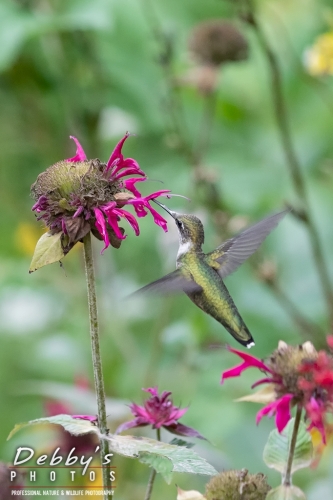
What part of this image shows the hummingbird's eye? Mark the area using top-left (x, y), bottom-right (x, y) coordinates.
top-left (176, 219), bottom-right (184, 230)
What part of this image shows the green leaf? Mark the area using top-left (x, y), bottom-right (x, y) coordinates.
top-left (139, 452), bottom-right (173, 483)
top-left (7, 414), bottom-right (99, 441)
top-left (266, 485), bottom-right (307, 500)
top-left (106, 434), bottom-right (217, 478)
top-left (8, 416), bottom-right (217, 481)
top-left (263, 418), bottom-right (313, 475)
top-left (29, 232), bottom-right (65, 273)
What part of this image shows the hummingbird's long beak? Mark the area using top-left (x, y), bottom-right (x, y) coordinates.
top-left (152, 199), bottom-right (177, 219)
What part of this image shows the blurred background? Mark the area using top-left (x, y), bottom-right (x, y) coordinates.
top-left (1, 0), bottom-right (333, 498)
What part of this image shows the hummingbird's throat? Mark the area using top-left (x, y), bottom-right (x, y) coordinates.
top-left (177, 240), bottom-right (194, 258)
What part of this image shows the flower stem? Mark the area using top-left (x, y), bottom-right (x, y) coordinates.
top-left (144, 428), bottom-right (161, 500)
top-left (283, 406), bottom-right (302, 487)
top-left (83, 233), bottom-right (112, 500)
top-left (246, 2), bottom-right (333, 331)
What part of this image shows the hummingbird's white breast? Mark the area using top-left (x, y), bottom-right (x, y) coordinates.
top-left (177, 241), bottom-right (193, 259)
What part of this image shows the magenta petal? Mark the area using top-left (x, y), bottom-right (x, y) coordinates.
top-left (256, 394), bottom-right (293, 433)
top-left (256, 401), bottom-right (277, 426)
top-left (111, 159), bottom-right (145, 179)
top-left (131, 202), bottom-right (148, 218)
top-left (144, 190), bottom-right (172, 201)
top-left (73, 206), bottom-right (84, 218)
top-left (221, 347), bottom-right (272, 384)
top-left (251, 378), bottom-right (279, 389)
top-left (167, 407), bottom-right (188, 422)
top-left (129, 402), bottom-right (151, 420)
top-left (114, 208), bottom-right (140, 236)
top-left (66, 136), bottom-right (87, 162)
top-left (165, 423), bottom-right (207, 440)
top-left (106, 133), bottom-right (130, 169)
top-left (145, 204), bottom-right (168, 232)
top-left (112, 166), bottom-right (145, 181)
top-left (144, 387), bottom-right (159, 397)
top-left (94, 208), bottom-right (110, 253)
top-left (160, 391), bottom-right (172, 403)
top-left (102, 209), bottom-right (126, 240)
top-left (115, 418), bottom-right (146, 435)
top-left (72, 415), bottom-right (98, 423)
top-left (61, 218), bottom-right (67, 234)
top-left (123, 177), bottom-right (146, 197)
top-left (306, 397), bottom-right (327, 444)
top-left (275, 394), bottom-right (293, 433)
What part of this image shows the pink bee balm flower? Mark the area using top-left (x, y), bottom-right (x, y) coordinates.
top-left (31, 134), bottom-right (171, 254)
top-left (221, 339), bottom-right (333, 442)
top-left (115, 387), bottom-right (205, 439)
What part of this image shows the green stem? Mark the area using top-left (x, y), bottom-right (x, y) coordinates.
top-left (144, 428), bottom-right (161, 500)
top-left (83, 233), bottom-right (112, 500)
top-left (283, 406), bottom-right (302, 486)
top-left (248, 3), bottom-right (333, 330)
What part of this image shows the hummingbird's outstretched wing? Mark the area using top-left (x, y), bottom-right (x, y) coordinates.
top-left (130, 270), bottom-right (203, 296)
top-left (206, 210), bottom-right (288, 279)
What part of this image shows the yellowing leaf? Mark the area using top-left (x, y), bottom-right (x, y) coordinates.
top-left (177, 486), bottom-right (205, 499)
top-left (235, 384), bottom-right (276, 404)
top-left (29, 231), bottom-right (65, 273)
top-left (310, 423), bottom-right (333, 468)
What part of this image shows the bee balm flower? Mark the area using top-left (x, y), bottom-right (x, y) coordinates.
top-left (31, 134), bottom-right (170, 255)
top-left (221, 340), bottom-right (333, 443)
top-left (115, 387), bottom-right (205, 439)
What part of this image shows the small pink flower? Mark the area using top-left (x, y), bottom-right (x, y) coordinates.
top-left (115, 386), bottom-right (205, 439)
top-left (221, 340), bottom-right (333, 442)
top-left (31, 134), bottom-right (174, 255)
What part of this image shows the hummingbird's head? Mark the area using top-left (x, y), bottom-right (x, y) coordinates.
top-left (152, 200), bottom-right (205, 249)
top-left (172, 213), bottom-right (205, 248)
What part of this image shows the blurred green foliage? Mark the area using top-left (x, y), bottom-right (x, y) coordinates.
top-left (1, 0), bottom-right (333, 498)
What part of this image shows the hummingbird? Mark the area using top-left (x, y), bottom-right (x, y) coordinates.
top-left (133, 202), bottom-right (288, 348)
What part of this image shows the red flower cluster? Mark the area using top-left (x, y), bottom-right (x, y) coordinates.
top-left (298, 346), bottom-right (333, 442)
top-left (221, 339), bottom-right (333, 443)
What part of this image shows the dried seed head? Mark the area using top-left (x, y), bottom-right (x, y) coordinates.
top-left (205, 469), bottom-right (271, 500)
top-left (189, 20), bottom-right (249, 67)
top-left (267, 342), bottom-right (318, 401)
top-left (31, 159), bottom-right (119, 210)
top-left (30, 135), bottom-right (171, 260)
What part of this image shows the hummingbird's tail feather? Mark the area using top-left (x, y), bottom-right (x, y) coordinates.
top-left (223, 322), bottom-right (255, 349)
